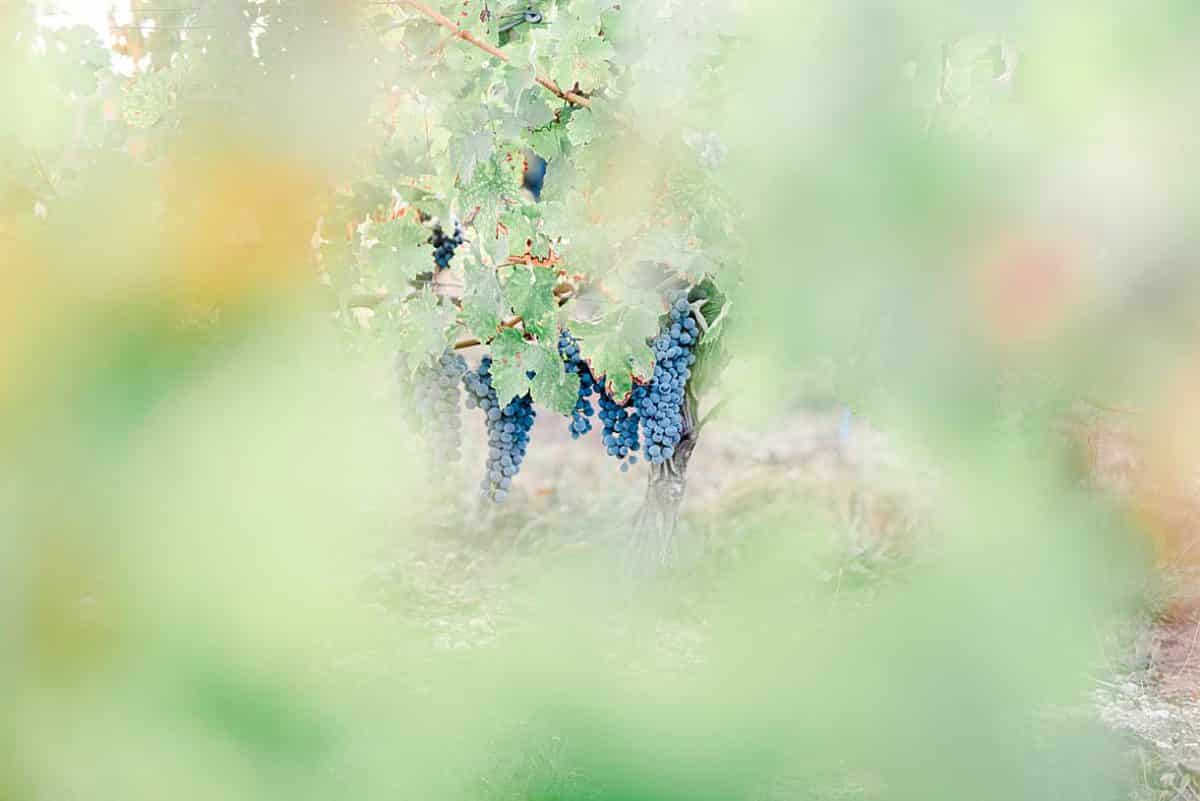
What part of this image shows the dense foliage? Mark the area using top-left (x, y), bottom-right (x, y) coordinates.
top-left (320, 0), bottom-right (742, 497)
top-left (2, 0), bottom-right (742, 501)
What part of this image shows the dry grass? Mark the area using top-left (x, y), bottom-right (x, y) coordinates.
top-left (382, 396), bottom-right (1200, 799)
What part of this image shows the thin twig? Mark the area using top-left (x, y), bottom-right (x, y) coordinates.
top-left (452, 314), bottom-right (521, 350)
top-left (391, 0), bottom-right (591, 107)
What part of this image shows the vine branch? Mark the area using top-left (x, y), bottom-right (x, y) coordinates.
top-left (395, 0), bottom-right (592, 108)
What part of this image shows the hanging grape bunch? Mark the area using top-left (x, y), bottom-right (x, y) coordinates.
top-left (556, 292), bottom-right (700, 473)
top-left (633, 293), bottom-right (699, 465)
top-left (428, 220), bottom-right (465, 271)
top-left (559, 328), bottom-right (643, 471)
top-left (558, 329), bottom-right (596, 438)
top-left (598, 384), bottom-right (642, 472)
top-left (463, 357), bottom-right (537, 503)
top-left (392, 281), bottom-right (716, 506)
top-left (394, 349), bottom-right (469, 461)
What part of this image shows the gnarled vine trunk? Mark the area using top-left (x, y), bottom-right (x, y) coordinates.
top-left (625, 389), bottom-right (700, 574)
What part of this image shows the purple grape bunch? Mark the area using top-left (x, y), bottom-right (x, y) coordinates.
top-left (558, 328), bottom-right (643, 471)
top-left (394, 349), bottom-right (469, 460)
top-left (631, 292), bottom-right (699, 465)
top-left (558, 329), bottom-right (596, 438)
top-left (597, 385), bottom-right (641, 472)
top-left (428, 220), bottom-right (464, 271)
top-left (555, 292), bottom-right (698, 470)
top-left (462, 356), bottom-right (536, 503)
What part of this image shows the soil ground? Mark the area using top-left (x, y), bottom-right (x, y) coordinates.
top-left (386, 396), bottom-right (1200, 798)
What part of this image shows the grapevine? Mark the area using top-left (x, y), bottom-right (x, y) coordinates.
top-left (10, 8), bottom-right (1171, 799)
top-left (328, 0), bottom-right (734, 518)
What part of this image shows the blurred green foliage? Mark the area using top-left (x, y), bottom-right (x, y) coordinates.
top-left (3, 0), bottom-right (1192, 798)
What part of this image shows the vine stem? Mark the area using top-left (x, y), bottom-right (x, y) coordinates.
top-left (452, 314), bottom-right (521, 350)
top-left (625, 385), bottom-right (699, 575)
top-left (395, 0), bottom-right (592, 108)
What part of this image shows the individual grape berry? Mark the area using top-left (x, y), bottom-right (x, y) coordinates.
top-left (394, 349), bottom-right (469, 461)
top-left (462, 356), bottom-right (536, 502)
top-left (427, 220), bottom-right (465, 271)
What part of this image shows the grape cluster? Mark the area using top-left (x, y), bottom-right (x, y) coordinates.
top-left (597, 387), bottom-right (641, 472)
top-left (632, 293), bottom-right (698, 465)
top-left (463, 357), bottom-right (536, 502)
top-left (394, 349), bottom-right (468, 460)
top-left (558, 329), bottom-right (595, 438)
top-left (558, 328), bottom-right (642, 471)
top-left (428, 221), bottom-right (464, 271)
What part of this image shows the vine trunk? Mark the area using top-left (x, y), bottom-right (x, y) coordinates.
top-left (626, 388), bottom-right (699, 574)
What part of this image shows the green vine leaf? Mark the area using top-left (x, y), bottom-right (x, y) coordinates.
top-left (516, 88), bottom-right (556, 129)
top-left (448, 110), bottom-right (493, 184)
top-left (502, 265), bottom-right (557, 338)
top-left (462, 260), bottom-right (503, 341)
top-left (565, 110), bottom-right (598, 147)
top-left (462, 151), bottom-right (524, 253)
top-left (489, 328), bottom-right (534, 407)
top-left (528, 341), bottom-right (580, 415)
top-left (499, 205), bottom-right (539, 250)
top-left (528, 123), bottom-right (568, 161)
top-left (690, 277), bottom-right (731, 397)
top-left (488, 328), bottom-right (578, 414)
top-left (546, 20), bottom-right (615, 91)
top-left (369, 215), bottom-right (431, 284)
top-left (572, 307), bottom-right (658, 401)
top-left (395, 288), bottom-right (455, 361)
